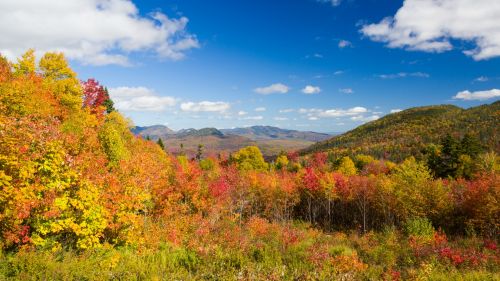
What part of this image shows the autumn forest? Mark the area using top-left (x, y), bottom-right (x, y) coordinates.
top-left (0, 50), bottom-right (499, 280)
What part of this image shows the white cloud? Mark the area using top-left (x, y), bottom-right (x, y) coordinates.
top-left (238, 111), bottom-right (248, 116)
top-left (308, 117), bottom-right (319, 121)
top-left (274, 117), bottom-right (289, 121)
top-left (279, 108), bottom-right (294, 113)
top-left (351, 115), bottom-right (380, 122)
top-left (453, 89), bottom-right (500, 101)
top-left (242, 116), bottom-right (264, 120)
top-left (180, 101), bottom-right (230, 113)
top-left (109, 86), bottom-right (176, 112)
top-left (254, 83), bottom-right (290, 95)
top-left (302, 85), bottom-right (321, 94)
top-left (0, 0), bottom-right (199, 65)
top-left (338, 40), bottom-right (352, 48)
top-left (390, 109), bottom-right (403, 113)
top-left (317, 107), bottom-right (367, 118)
top-left (339, 88), bottom-right (354, 94)
top-left (317, 0), bottom-right (342, 7)
top-left (255, 107), bottom-right (266, 112)
top-left (334, 70), bottom-right (345, 75)
top-left (376, 72), bottom-right (429, 79)
top-left (360, 0), bottom-right (500, 60)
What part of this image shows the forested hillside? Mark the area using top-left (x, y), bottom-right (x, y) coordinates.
top-left (302, 103), bottom-right (499, 162)
top-left (0, 51), bottom-right (499, 280)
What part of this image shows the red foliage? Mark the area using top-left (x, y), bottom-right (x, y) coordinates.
top-left (303, 167), bottom-right (320, 192)
top-left (287, 151), bottom-right (299, 162)
top-left (311, 152), bottom-right (327, 168)
top-left (332, 172), bottom-right (349, 198)
top-left (82, 78), bottom-right (108, 114)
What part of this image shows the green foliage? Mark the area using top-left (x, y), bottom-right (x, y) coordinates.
top-left (196, 144), bottom-right (204, 160)
top-left (156, 138), bottom-right (165, 150)
top-left (102, 87), bottom-right (115, 114)
top-left (199, 158), bottom-right (215, 171)
top-left (404, 217), bottom-right (435, 238)
top-left (98, 112), bottom-right (131, 166)
top-left (427, 134), bottom-right (484, 179)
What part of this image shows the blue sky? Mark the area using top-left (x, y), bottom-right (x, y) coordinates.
top-left (1, 0), bottom-right (499, 132)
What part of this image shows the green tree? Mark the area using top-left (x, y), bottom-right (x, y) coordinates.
top-left (102, 87), bottom-right (115, 114)
top-left (196, 144), bottom-right (204, 161)
top-left (157, 138), bottom-right (165, 150)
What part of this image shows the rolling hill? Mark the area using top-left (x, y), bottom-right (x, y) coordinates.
top-left (221, 125), bottom-right (331, 142)
top-left (301, 101), bottom-right (500, 161)
top-left (131, 125), bottom-right (331, 157)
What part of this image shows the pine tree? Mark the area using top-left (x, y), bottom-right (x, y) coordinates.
top-left (196, 144), bottom-right (204, 161)
top-left (157, 138), bottom-right (165, 150)
top-left (103, 87), bottom-right (115, 114)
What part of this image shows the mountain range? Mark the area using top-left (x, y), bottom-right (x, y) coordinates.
top-left (131, 125), bottom-right (332, 156)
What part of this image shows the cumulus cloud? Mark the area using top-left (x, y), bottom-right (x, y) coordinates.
top-left (0, 0), bottom-right (199, 65)
top-left (279, 108), bottom-right (294, 113)
top-left (109, 86), bottom-right (176, 112)
top-left (376, 72), bottom-right (429, 79)
top-left (180, 101), bottom-right (230, 113)
top-left (390, 109), bottom-right (403, 113)
top-left (360, 0), bottom-right (500, 60)
top-left (339, 88), bottom-right (354, 94)
top-left (453, 89), bottom-right (500, 101)
top-left (255, 107), bottom-right (266, 112)
top-left (338, 40), bottom-right (352, 48)
top-left (317, 107), bottom-right (367, 118)
top-left (302, 85), bottom-right (321, 94)
top-left (308, 117), bottom-right (319, 121)
top-left (238, 111), bottom-right (248, 116)
top-left (254, 83), bottom-right (290, 95)
top-left (297, 107), bottom-right (368, 118)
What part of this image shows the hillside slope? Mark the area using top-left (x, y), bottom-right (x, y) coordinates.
top-left (302, 102), bottom-right (500, 161)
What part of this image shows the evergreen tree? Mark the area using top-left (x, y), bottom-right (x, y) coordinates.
top-left (196, 144), bottom-right (204, 161)
top-left (103, 87), bottom-right (116, 114)
top-left (157, 138), bottom-right (165, 150)
top-left (460, 134), bottom-right (482, 158)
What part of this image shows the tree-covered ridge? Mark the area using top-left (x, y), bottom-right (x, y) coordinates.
top-left (302, 103), bottom-right (500, 162)
top-left (0, 51), bottom-right (499, 280)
